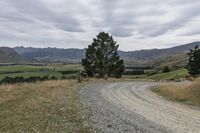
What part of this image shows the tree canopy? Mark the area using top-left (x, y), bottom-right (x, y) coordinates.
top-left (82, 32), bottom-right (124, 78)
top-left (187, 45), bottom-right (200, 76)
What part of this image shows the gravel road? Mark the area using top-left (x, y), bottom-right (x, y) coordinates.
top-left (80, 82), bottom-right (200, 133)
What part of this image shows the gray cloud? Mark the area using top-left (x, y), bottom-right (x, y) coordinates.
top-left (6, 0), bottom-right (83, 32)
top-left (0, 0), bottom-right (200, 50)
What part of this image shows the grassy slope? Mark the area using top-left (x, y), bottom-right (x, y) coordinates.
top-left (153, 52), bottom-right (188, 69)
top-left (151, 78), bottom-right (200, 106)
top-left (147, 68), bottom-right (188, 80)
top-left (0, 80), bottom-right (92, 132)
top-left (122, 68), bottom-right (189, 81)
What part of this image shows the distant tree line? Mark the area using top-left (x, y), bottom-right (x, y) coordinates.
top-left (0, 75), bottom-right (77, 84)
top-left (0, 76), bottom-right (49, 84)
top-left (58, 70), bottom-right (80, 75)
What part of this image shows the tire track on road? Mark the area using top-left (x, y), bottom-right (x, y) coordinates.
top-left (81, 82), bottom-right (200, 133)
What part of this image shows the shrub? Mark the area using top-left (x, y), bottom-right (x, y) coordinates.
top-left (1, 76), bottom-right (15, 84)
top-left (41, 76), bottom-right (49, 81)
top-left (67, 75), bottom-right (76, 80)
top-left (49, 76), bottom-right (57, 80)
top-left (58, 70), bottom-right (79, 75)
top-left (123, 71), bottom-right (133, 75)
top-left (14, 76), bottom-right (25, 83)
top-left (0, 75), bottom-right (51, 84)
top-left (163, 66), bottom-right (170, 73)
top-left (61, 76), bottom-right (67, 80)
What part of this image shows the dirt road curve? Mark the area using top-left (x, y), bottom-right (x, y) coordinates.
top-left (80, 82), bottom-right (200, 133)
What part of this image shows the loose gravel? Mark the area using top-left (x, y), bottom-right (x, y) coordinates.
top-left (80, 82), bottom-right (200, 133)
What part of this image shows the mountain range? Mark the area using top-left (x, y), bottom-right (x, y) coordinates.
top-left (14, 47), bottom-right (85, 63)
top-left (0, 41), bottom-right (199, 68)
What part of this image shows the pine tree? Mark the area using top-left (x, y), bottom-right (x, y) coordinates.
top-left (187, 45), bottom-right (200, 76)
top-left (82, 32), bottom-right (125, 78)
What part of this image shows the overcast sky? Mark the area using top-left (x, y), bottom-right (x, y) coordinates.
top-left (0, 0), bottom-right (200, 51)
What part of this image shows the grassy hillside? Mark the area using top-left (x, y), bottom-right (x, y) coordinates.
top-left (122, 68), bottom-right (189, 81)
top-left (147, 68), bottom-right (189, 80)
top-left (151, 78), bottom-right (200, 106)
top-left (153, 52), bottom-right (188, 69)
top-left (0, 80), bottom-right (92, 132)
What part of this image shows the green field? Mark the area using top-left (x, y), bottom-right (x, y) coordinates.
top-left (0, 64), bottom-right (189, 82)
top-left (0, 64), bottom-right (83, 80)
top-left (146, 68), bottom-right (189, 80)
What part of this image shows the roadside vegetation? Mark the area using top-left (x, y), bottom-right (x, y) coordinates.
top-left (122, 68), bottom-right (189, 81)
top-left (0, 80), bottom-right (93, 132)
top-left (151, 78), bottom-right (200, 106)
top-left (0, 64), bottom-right (83, 82)
top-left (151, 45), bottom-right (200, 106)
top-left (146, 68), bottom-right (188, 81)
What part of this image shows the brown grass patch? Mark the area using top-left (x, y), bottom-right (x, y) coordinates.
top-left (0, 80), bottom-right (92, 132)
top-left (151, 78), bottom-right (200, 106)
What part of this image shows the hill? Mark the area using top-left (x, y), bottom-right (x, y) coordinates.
top-left (152, 52), bottom-right (188, 69)
top-left (0, 47), bottom-right (26, 63)
top-left (14, 47), bottom-right (85, 63)
top-left (14, 42), bottom-right (200, 66)
top-left (119, 41), bottom-right (200, 60)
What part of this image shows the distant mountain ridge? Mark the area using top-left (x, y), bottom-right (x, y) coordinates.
top-left (0, 47), bottom-right (26, 63)
top-left (14, 47), bottom-right (86, 63)
top-left (119, 42), bottom-right (200, 60)
top-left (14, 42), bottom-right (200, 66)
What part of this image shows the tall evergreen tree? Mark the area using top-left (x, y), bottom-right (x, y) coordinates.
top-left (82, 32), bottom-right (124, 78)
top-left (186, 45), bottom-right (200, 76)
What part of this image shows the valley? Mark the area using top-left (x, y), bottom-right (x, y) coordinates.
top-left (1, 0), bottom-right (200, 132)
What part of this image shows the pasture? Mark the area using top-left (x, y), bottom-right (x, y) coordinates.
top-left (0, 64), bottom-right (83, 81)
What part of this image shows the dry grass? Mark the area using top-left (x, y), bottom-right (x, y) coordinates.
top-left (151, 78), bottom-right (200, 106)
top-left (0, 80), bottom-right (92, 133)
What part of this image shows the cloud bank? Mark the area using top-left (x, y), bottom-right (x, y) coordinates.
top-left (0, 0), bottom-right (200, 50)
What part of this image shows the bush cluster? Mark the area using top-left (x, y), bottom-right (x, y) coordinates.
top-left (163, 66), bottom-right (170, 73)
top-left (58, 70), bottom-right (79, 75)
top-left (0, 76), bottom-right (50, 84)
top-left (123, 70), bottom-right (145, 75)
top-left (0, 74), bottom-right (79, 84)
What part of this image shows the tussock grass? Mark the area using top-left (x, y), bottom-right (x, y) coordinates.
top-left (0, 80), bottom-right (92, 132)
top-left (151, 78), bottom-right (200, 106)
